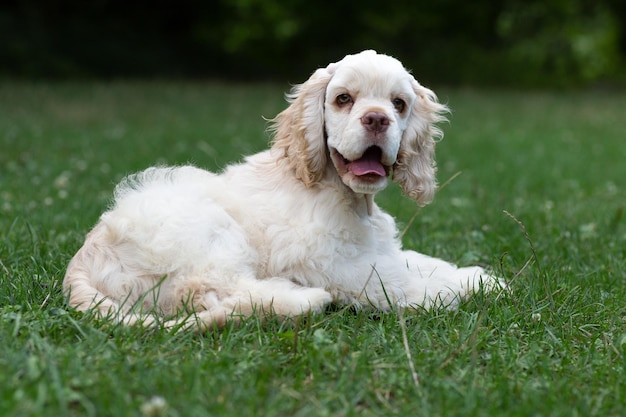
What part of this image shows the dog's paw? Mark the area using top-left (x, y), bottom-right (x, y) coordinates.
top-left (272, 286), bottom-right (332, 316)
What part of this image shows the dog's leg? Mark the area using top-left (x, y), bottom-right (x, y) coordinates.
top-left (240, 277), bottom-right (333, 317)
top-left (350, 250), bottom-right (502, 311)
top-left (163, 275), bottom-right (332, 331)
top-left (398, 251), bottom-right (503, 309)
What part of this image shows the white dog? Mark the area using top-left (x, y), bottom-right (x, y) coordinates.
top-left (64, 50), bottom-right (499, 330)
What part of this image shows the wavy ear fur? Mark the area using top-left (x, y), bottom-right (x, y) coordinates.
top-left (393, 81), bottom-right (449, 206)
top-left (270, 64), bottom-right (336, 187)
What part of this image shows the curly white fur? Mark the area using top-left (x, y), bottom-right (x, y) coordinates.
top-left (64, 50), bottom-right (500, 330)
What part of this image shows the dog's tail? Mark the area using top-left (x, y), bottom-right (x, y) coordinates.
top-left (64, 248), bottom-right (230, 331)
top-left (63, 230), bottom-right (230, 331)
top-left (64, 253), bottom-right (222, 330)
top-left (64, 256), bottom-right (148, 327)
top-left (63, 226), bottom-right (160, 328)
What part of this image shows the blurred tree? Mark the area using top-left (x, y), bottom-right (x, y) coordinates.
top-left (497, 0), bottom-right (621, 86)
top-left (0, 0), bottom-right (623, 86)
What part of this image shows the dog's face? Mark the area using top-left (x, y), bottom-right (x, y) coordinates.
top-left (271, 50), bottom-right (448, 208)
top-left (324, 53), bottom-right (417, 196)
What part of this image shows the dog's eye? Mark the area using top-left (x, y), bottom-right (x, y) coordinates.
top-left (336, 94), bottom-right (353, 106)
top-left (392, 98), bottom-right (406, 113)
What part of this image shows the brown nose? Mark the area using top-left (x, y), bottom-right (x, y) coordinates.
top-left (361, 112), bottom-right (390, 133)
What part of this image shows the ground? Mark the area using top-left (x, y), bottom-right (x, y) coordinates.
top-left (1, 82), bottom-right (625, 416)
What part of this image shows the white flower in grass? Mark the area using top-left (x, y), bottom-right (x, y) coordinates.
top-left (543, 200), bottom-right (554, 211)
top-left (54, 170), bottom-right (71, 189)
top-left (140, 396), bottom-right (168, 417)
top-left (74, 159), bottom-right (88, 171)
top-left (579, 223), bottom-right (597, 240)
top-left (605, 181), bottom-right (617, 195)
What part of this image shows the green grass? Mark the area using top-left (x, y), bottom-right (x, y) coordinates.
top-left (1, 81), bottom-right (625, 417)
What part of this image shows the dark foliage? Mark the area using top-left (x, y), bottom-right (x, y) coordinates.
top-left (1, 0), bottom-right (624, 86)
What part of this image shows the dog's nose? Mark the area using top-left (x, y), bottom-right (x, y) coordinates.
top-left (361, 112), bottom-right (390, 133)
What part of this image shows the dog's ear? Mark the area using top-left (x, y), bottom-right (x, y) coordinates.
top-left (270, 63), bottom-right (337, 187)
top-left (393, 80), bottom-right (449, 206)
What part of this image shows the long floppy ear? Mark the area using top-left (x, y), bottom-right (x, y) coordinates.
top-left (270, 64), bottom-right (336, 187)
top-left (393, 80), bottom-right (449, 206)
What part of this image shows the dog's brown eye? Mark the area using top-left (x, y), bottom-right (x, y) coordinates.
top-left (336, 94), bottom-right (353, 106)
top-left (392, 98), bottom-right (406, 113)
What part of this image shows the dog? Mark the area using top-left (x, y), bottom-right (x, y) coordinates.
top-left (64, 50), bottom-right (500, 330)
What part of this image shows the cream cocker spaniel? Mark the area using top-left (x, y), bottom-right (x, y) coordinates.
top-left (64, 50), bottom-right (500, 330)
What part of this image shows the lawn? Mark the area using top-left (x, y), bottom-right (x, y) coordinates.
top-left (1, 81), bottom-right (625, 417)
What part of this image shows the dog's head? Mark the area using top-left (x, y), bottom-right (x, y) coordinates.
top-left (271, 50), bottom-right (448, 207)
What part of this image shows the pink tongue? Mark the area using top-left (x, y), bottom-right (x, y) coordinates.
top-left (347, 148), bottom-right (386, 177)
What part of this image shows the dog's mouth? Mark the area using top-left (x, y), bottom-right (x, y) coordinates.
top-left (333, 146), bottom-right (391, 180)
top-left (330, 145), bottom-right (393, 216)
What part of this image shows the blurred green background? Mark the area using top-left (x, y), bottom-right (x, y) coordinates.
top-left (1, 0), bottom-right (625, 87)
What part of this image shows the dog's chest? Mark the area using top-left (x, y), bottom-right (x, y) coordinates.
top-left (251, 212), bottom-right (378, 280)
